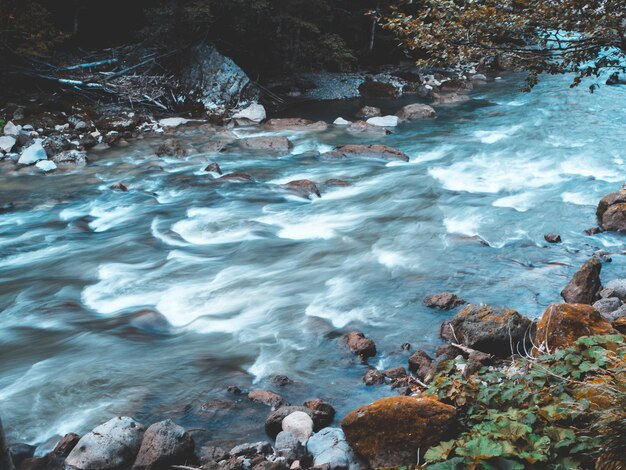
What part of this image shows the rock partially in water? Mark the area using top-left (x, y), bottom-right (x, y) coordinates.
top-left (237, 136), bottom-right (293, 154)
top-left (561, 258), bottom-right (602, 304)
top-left (282, 411), bottom-right (313, 443)
top-left (54, 433), bottom-right (81, 457)
top-left (366, 115), bottom-right (399, 127)
top-left (535, 303), bottom-right (616, 353)
top-left (324, 179), bottom-right (350, 187)
top-left (265, 406), bottom-right (326, 439)
top-left (324, 144), bottom-right (409, 162)
top-left (156, 138), bottom-right (187, 157)
top-left (441, 304), bottom-right (531, 357)
top-left (363, 369), bottom-right (385, 386)
top-left (65, 416), bottom-right (144, 470)
top-left (423, 292), bottom-right (466, 310)
top-left (111, 182), bottom-right (128, 192)
top-left (355, 106), bottom-right (381, 120)
top-left (35, 160), bottom-right (57, 173)
top-left (333, 117), bottom-right (351, 126)
top-left (407, 350), bottom-right (433, 381)
top-left (395, 103), bottom-right (436, 121)
top-left (346, 120), bottom-right (391, 136)
top-left (132, 419), bottom-right (195, 470)
top-left (382, 366), bottom-right (407, 379)
top-left (283, 180), bottom-right (321, 199)
top-left (229, 441), bottom-right (273, 458)
top-left (264, 118), bottom-right (328, 132)
top-left (159, 117), bottom-right (193, 128)
top-left (432, 92), bottom-right (471, 104)
top-left (440, 78), bottom-right (473, 93)
top-left (248, 389), bottom-right (288, 409)
top-left (303, 399), bottom-right (335, 427)
top-left (343, 332), bottom-right (377, 359)
top-left (544, 233), bottom-right (562, 243)
top-left (341, 396), bottom-right (456, 468)
top-left (306, 428), bottom-right (358, 470)
top-left (358, 81), bottom-right (400, 98)
top-left (204, 162), bottom-right (223, 175)
top-left (9, 442), bottom-right (36, 468)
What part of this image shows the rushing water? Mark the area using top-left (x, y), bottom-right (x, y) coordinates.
top-left (1, 73), bottom-right (625, 452)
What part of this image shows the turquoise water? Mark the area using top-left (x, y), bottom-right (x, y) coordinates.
top-left (1, 74), bottom-right (625, 452)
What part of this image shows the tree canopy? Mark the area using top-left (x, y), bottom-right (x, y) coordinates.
top-left (379, 0), bottom-right (626, 90)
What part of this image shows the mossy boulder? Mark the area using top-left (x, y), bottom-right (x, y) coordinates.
top-left (535, 303), bottom-right (617, 353)
top-left (341, 396), bottom-right (456, 468)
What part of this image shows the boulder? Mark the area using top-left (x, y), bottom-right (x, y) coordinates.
top-left (604, 279), bottom-right (626, 301)
top-left (42, 134), bottom-right (72, 157)
top-left (35, 160), bottom-right (57, 173)
top-left (358, 81), bottom-right (400, 98)
top-left (592, 297), bottom-right (623, 320)
top-left (343, 332), bottom-right (376, 359)
top-left (306, 428), bottom-right (358, 470)
top-left (65, 416), bottom-right (145, 470)
top-left (596, 190), bottom-right (626, 232)
top-left (132, 419), bottom-right (194, 470)
top-left (232, 104), bottom-right (266, 123)
top-left (270, 375), bottom-right (294, 387)
top-left (274, 431), bottom-right (304, 461)
top-left (283, 180), bottom-right (321, 199)
top-left (366, 116), bottom-right (399, 127)
top-left (18, 141), bottom-right (47, 165)
top-left (303, 399), bottom-right (336, 426)
top-left (423, 292), bottom-right (466, 310)
top-left (441, 304), bottom-right (532, 357)
top-left (395, 103), bottom-right (436, 121)
top-left (0, 136), bottom-right (16, 153)
top-left (363, 369), bottom-right (385, 386)
top-left (382, 366), bottom-right (407, 379)
top-left (355, 106), bottom-right (381, 120)
top-left (10, 442), bottom-right (35, 467)
top-left (440, 79), bottom-right (473, 93)
top-left (248, 390), bottom-right (288, 409)
top-left (282, 412), bottom-right (314, 444)
top-left (156, 138), bottom-right (187, 157)
top-left (52, 150), bottom-right (87, 165)
top-left (265, 406), bottom-right (327, 439)
top-left (205, 162), bottom-right (223, 174)
top-left (432, 93), bottom-right (471, 104)
top-left (407, 350), bottom-right (433, 381)
top-left (3, 121), bottom-right (20, 136)
top-left (237, 136), bottom-right (293, 154)
top-left (181, 44), bottom-right (259, 116)
top-left (324, 144), bottom-right (409, 162)
top-left (561, 258), bottom-right (602, 304)
top-left (544, 233), bottom-right (562, 243)
top-left (346, 120), bottom-right (391, 136)
top-left (341, 396), bottom-right (456, 468)
top-left (264, 118), bottom-right (328, 132)
top-left (535, 303), bottom-right (617, 353)
top-left (333, 117), bottom-right (351, 126)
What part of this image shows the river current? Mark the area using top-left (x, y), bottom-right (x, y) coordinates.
top-left (1, 74), bottom-right (625, 452)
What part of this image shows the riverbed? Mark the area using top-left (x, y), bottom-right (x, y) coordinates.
top-left (1, 73), bottom-right (625, 453)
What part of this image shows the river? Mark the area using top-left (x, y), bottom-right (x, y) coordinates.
top-left (1, 73), bottom-right (625, 453)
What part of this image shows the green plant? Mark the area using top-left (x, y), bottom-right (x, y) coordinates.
top-left (423, 335), bottom-right (626, 469)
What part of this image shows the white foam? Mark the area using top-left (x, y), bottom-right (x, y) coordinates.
top-left (257, 210), bottom-right (367, 240)
top-left (172, 206), bottom-right (262, 245)
top-left (561, 192), bottom-right (596, 206)
top-left (474, 125), bottom-right (522, 144)
top-left (443, 214), bottom-right (482, 236)
top-left (305, 277), bottom-right (375, 328)
top-left (560, 156), bottom-right (621, 182)
top-left (493, 192), bottom-right (537, 212)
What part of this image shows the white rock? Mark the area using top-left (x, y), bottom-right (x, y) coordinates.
top-left (282, 411), bottom-right (314, 444)
top-left (232, 103), bottom-right (266, 123)
top-left (3, 121), bottom-right (20, 136)
top-left (333, 117), bottom-right (351, 126)
top-left (366, 115), bottom-right (399, 127)
top-left (159, 117), bottom-right (192, 128)
top-left (35, 160), bottom-right (57, 172)
top-left (65, 417), bottom-right (144, 470)
top-left (18, 141), bottom-right (47, 165)
top-left (0, 136), bottom-right (16, 153)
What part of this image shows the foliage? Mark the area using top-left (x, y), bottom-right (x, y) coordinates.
top-left (423, 335), bottom-right (626, 469)
top-left (379, 0), bottom-right (626, 90)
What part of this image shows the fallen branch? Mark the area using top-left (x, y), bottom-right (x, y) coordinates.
top-left (62, 59), bottom-right (118, 71)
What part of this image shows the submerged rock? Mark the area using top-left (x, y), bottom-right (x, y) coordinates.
top-left (324, 144), bottom-right (409, 162)
top-left (432, 93), bottom-right (471, 104)
top-left (345, 120), bottom-right (391, 136)
top-left (248, 390), bottom-right (288, 409)
top-left (156, 138), bottom-right (187, 157)
top-left (423, 292), bottom-right (466, 310)
top-left (561, 258), bottom-right (602, 304)
top-left (65, 416), bottom-right (144, 470)
top-left (395, 103), bottom-right (436, 121)
top-left (343, 332), bottom-right (376, 359)
top-left (132, 419), bottom-right (195, 469)
top-left (441, 304), bottom-right (532, 357)
top-left (283, 180), bottom-right (321, 199)
top-left (341, 396), bottom-right (456, 468)
top-left (535, 303), bottom-right (617, 353)
top-left (237, 136), bottom-right (293, 154)
top-left (596, 189), bottom-right (626, 232)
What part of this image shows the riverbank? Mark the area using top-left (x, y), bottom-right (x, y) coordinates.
top-left (1, 71), bottom-right (626, 469)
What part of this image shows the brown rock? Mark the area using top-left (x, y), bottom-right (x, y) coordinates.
top-left (358, 81), bottom-right (400, 98)
top-left (303, 399), bottom-right (336, 427)
top-left (237, 136), bottom-right (293, 154)
top-left (423, 292), bottom-right (466, 310)
top-left (561, 258), bottom-right (602, 304)
top-left (283, 180), bottom-right (321, 199)
top-left (585, 226), bottom-right (603, 235)
top-left (463, 351), bottom-right (492, 377)
top-left (395, 103), bottom-right (437, 121)
top-left (355, 106), bottom-right (381, 120)
top-left (408, 350), bottom-right (433, 381)
top-left (156, 138), bottom-right (187, 157)
top-left (441, 304), bottom-right (532, 357)
top-left (613, 316), bottom-right (626, 334)
top-left (432, 93), bottom-right (471, 104)
top-left (544, 233), bottom-right (562, 243)
top-left (111, 182), bottom-right (128, 192)
top-left (596, 190), bottom-right (626, 232)
top-left (54, 433), bottom-right (81, 457)
top-left (346, 120), bottom-right (392, 136)
top-left (341, 396), bottom-right (456, 468)
top-left (324, 144), bottom-right (409, 162)
top-left (343, 332), bottom-right (377, 359)
top-left (132, 419), bottom-right (195, 470)
top-left (217, 173), bottom-right (253, 182)
top-left (535, 303), bottom-right (617, 353)
top-left (248, 390), bottom-right (288, 408)
top-left (96, 115), bottom-right (139, 133)
top-left (324, 179), bottom-right (350, 187)
top-left (383, 366), bottom-right (407, 379)
top-left (440, 79), bottom-right (473, 93)
top-left (264, 118), bottom-right (328, 132)
top-left (270, 375), bottom-right (294, 387)
top-left (363, 369), bottom-right (385, 386)
top-left (205, 162), bottom-right (223, 174)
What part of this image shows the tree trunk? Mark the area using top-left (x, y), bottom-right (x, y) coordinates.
top-left (0, 417), bottom-right (14, 470)
top-left (368, 1), bottom-right (380, 54)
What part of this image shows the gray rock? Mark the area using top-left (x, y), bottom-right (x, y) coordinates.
top-left (182, 44), bottom-right (259, 116)
top-left (355, 106), bottom-right (381, 120)
top-left (306, 428), bottom-right (359, 470)
top-left (237, 136), bottom-right (293, 154)
top-left (229, 441), bottom-right (272, 457)
top-left (605, 279), bottom-right (626, 301)
top-left (132, 419), bottom-right (194, 469)
top-left (18, 141), bottom-right (47, 165)
top-left (395, 103), bottom-right (436, 121)
top-left (274, 432), bottom-right (304, 461)
top-left (593, 297), bottom-right (622, 317)
top-left (3, 121), bottom-right (19, 136)
top-left (52, 150), bottom-right (87, 166)
top-left (65, 417), bottom-right (144, 470)
top-left (282, 412), bottom-right (313, 443)
top-left (0, 136), bottom-right (16, 153)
